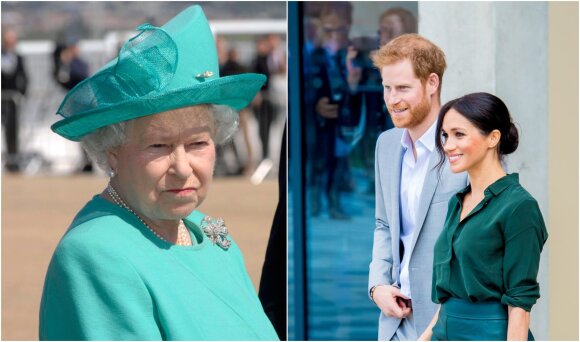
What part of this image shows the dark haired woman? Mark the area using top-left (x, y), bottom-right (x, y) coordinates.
top-left (418, 92), bottom-right (547, 341)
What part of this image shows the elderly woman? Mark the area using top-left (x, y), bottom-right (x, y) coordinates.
top-left (39, 6), bottom-right (278, 341)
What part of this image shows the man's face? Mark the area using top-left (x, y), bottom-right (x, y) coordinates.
top-left (379, 14), bottom-right (405, 46)
top-left (2, 30), bottom-right (17, 50)
top-left (381, 58), bottom-right (431, 129)
top-left (320, 13), bottom-right (350, 54)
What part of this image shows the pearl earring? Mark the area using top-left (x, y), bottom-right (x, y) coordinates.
top-left (108, 169), bottom-right (117, 178)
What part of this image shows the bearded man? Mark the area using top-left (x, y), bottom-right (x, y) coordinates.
top-left (368, 34), bottom-right (468, 341)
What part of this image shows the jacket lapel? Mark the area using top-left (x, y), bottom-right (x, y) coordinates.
top-left (389, 144), bottom-right (405, 269)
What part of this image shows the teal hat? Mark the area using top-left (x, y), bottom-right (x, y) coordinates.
top-left (51, 5), bottom-right (266, 141)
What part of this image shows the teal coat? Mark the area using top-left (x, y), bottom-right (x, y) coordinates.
top-left (39, 195), bottom-right (278, 340)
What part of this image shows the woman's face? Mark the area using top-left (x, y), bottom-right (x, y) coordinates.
top-left (441, 108), bottom-right (498, 174)
top-left (108, 106), bottom-right (216, 223)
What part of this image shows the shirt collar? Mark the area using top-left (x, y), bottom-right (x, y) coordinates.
top-left (456, 173), bottom-right (519, 199)
top-left (486, 173), bottom-right (519, 196)
top-left (400, 129), bottom-right (413, 151)
top-left (400, 120), bottom-right (438, 152)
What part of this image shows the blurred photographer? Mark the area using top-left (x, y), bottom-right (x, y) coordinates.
top-left (347, 7), bottom-right (417, 193)
top-left (1, 28), bottom-right (28, 172)
top-left (53, 34), bottom-right (89, 92)
top-left (378, 8), bottom-right (417, 47)
top-left (309, 2), bottom-right (353, 219)
top-left (53, 33), bottom-right (92, 173)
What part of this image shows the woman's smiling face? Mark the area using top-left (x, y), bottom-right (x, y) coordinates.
top-left (108, 105), bottom-right (216, 223)
top-left (441, 108), bottom-right (496, 174)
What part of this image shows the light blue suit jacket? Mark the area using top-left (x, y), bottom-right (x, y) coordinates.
top-left (369, 127), bottom-right (468, 340)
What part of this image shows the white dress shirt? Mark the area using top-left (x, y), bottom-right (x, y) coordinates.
top-left (398, 120), bottom-right (437, 298)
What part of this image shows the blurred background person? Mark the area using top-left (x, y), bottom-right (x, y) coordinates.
top-left (53, 34), bottom-right (89, 92)
top-left (250, 32), bottom-right (288, 340)
top-left (265, 33), bottom-right (287, 176)
top-left (301, 5), bottom-right (322, 211)
top-left (378, 7), bottom-right (417, 47)
top-left (347, 7), bottom-right (417, 193)
top-left (308, 2), bottom-right (354, 220)
top-left (1, 27), bottom-right (28, 172)
top-left (258, 124), bottom-right (287, 340)
top-left (216, 36), bottom-right (254, 176)
top-left (252, 35), bottom-right (276, 164)
top-left (52, 32), bottom-right (92, 173)
top-left (268, 33), bottom-right (285, 76)
top-left (251, 32), bottom-right (286, 182)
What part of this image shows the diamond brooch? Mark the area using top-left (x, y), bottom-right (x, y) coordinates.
top-left (201, 216), bottom-right (231, 250)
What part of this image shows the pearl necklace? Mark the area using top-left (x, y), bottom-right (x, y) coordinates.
top-left (106, 183), bottom-right (192, 246)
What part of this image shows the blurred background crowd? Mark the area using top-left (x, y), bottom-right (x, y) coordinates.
top-left (288, 2), bottom-right (419, 340)
top-left (302, 1), bottom-right (416, 220)
top-left (1, 1), bottom-right (286, 180)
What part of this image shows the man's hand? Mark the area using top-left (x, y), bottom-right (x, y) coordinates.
top-left (346, 46), bottom-right (362, 89)
top-left (315, 97), bottom-right (339, 118)
top-left (373, 285), bottom-right (412, 318)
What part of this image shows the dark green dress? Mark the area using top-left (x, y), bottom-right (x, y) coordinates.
top-left (431, 173), bottom-right (548, 340)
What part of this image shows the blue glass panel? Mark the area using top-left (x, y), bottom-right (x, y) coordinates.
top-left (289, 2), bottom-right (418, 340)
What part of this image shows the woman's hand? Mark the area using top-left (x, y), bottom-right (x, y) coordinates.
top-left (417, 329), bottom-right (432, 341)
top-left (418, 305), bottom-right (440, 341)
top-left (507, 306), bottom-right (530, 341)
top-left (372, 285), bottom-right (412, 318)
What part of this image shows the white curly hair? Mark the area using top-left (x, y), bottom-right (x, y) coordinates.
top-left (80, 104), bottom-right (238, 174)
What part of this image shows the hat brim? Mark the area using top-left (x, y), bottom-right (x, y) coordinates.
top-left (51, 73), bottom-right (266, 141)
